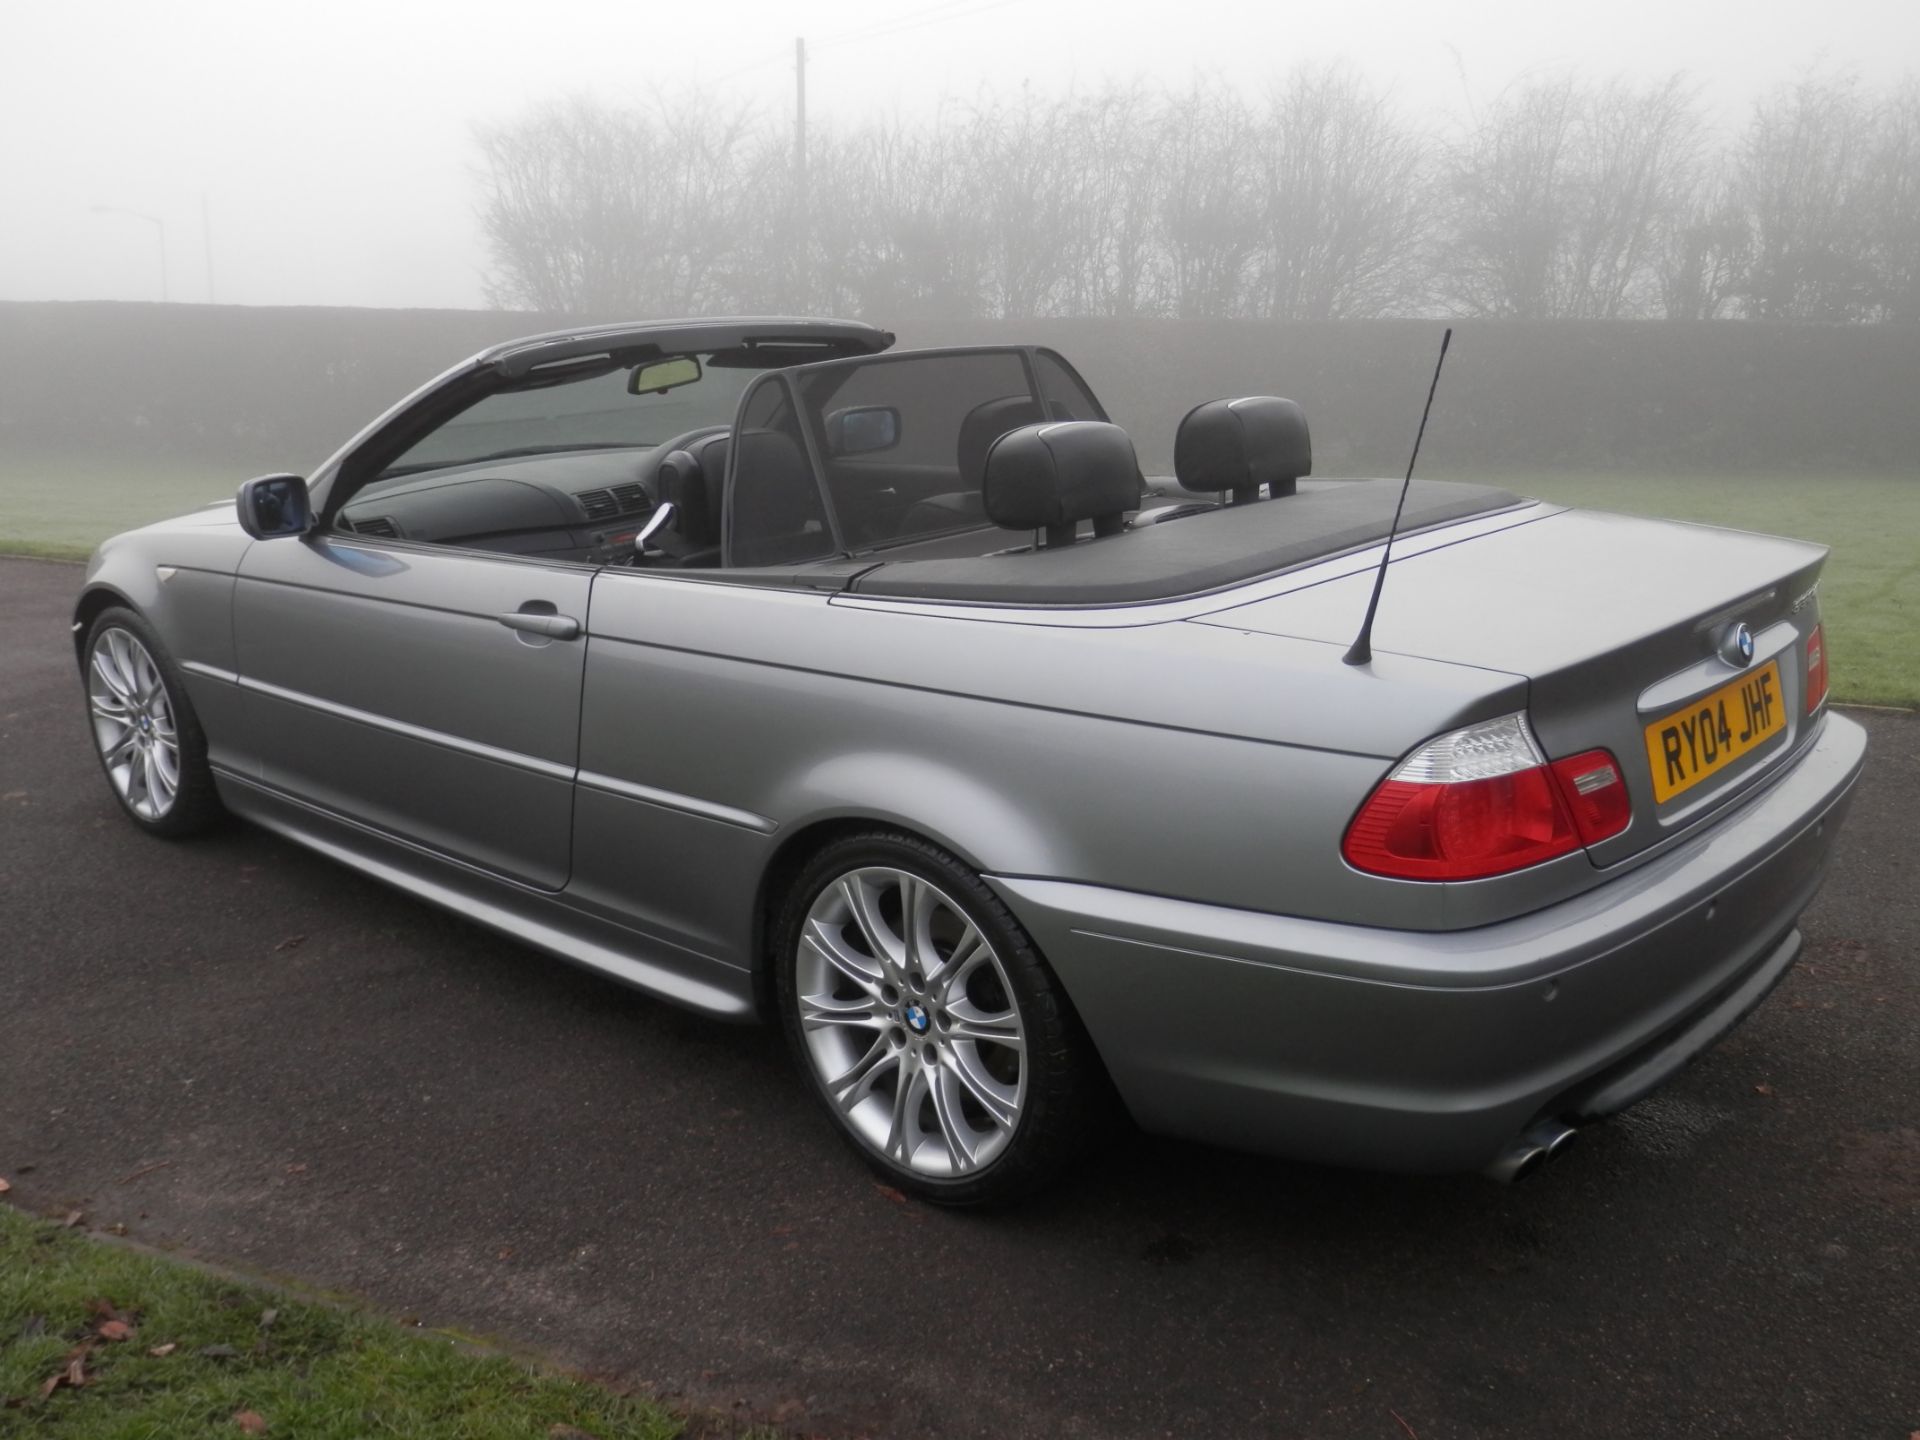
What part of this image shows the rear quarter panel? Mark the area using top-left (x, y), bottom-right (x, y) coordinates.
top-left (574, 569), bottom-right (1530, 966)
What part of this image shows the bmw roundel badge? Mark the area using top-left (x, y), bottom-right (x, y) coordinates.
top-left (905, 1003), bottom-right (930, 1034)
top-left (1718, 622), bottom-right (1755, 668)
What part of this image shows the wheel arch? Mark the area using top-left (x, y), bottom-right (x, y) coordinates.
top-left (71, 583), bottom-right (142, 672)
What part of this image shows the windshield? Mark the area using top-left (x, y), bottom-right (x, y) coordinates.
top-left (377, 352), bottom-right (756, 479)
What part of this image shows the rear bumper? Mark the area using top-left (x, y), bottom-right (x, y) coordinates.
top-left (990, 711), bottom-right (1866, 1174)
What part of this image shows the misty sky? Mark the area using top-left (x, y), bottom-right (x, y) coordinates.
top-left (5, 0), bottom-right (1914, 311)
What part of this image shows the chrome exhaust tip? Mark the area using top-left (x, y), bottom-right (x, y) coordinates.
top-left (1484, 1120), bottom-right (1579, 1184)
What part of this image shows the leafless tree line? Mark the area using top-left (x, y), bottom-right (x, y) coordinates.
top-left (476, 68), bottom-right (1920, 324)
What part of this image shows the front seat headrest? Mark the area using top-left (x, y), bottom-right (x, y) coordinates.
top-left (958, 394), bottom-right (1047, 491)
top-left (983, 421), bottom-right (1142, 547)
top-left (1175, 396), bottom-right (1311, 502)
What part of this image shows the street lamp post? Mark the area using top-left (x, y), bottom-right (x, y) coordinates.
top-left (89, 204), bottom-right (169, 302)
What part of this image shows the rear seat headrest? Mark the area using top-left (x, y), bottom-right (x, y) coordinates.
top-left (983, 421), bottom-right (1142, 547)
top-left (1175, 396), bottom-right (1311, 502)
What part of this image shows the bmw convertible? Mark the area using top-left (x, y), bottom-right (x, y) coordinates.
top-left (74, 316), bottom-right (1865, 1203)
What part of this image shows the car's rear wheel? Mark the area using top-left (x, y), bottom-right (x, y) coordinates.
top-left (83, 607), bottom-right (222, 838)
top-left (773, 830), bottom-right (1102, 1204)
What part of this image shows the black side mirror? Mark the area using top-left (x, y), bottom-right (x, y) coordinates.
top-left (236, 474), bottom-right (314, 539)
top-left (825, 405), bottom-right (901, 456)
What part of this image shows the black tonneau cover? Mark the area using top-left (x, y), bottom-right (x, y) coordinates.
top-left (846, 478), bottom-right (1524, 605)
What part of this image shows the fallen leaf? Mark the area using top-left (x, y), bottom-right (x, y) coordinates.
top-left (64, 1356), bottom-right (89, 1388)
top-left (97, 1320), bottom-right (133, 1342)
top-left (234, 1410), bottom-right (269, 1434)
top-left (258, 1308), bottom-right (278, 1330)
top-left (0, 1176), bottom-right (10, 1194)
top-left (148, 1342), bottom-right (177, 1357)
top-left (272, 935), bottom-right (307, 953)
top-left (1754, 1083), bottom-right (1775, 1097)
top-left (873, 1183), bottom-right (908, 1204)
top-left (62, 1210), bottom-right (84, 1229)
top-left (284, 1164), bottom-right (308, 1176)
top-left (198, 1344), bottom-right (239, 1360)
top-left (496, 1246), bottom-right (514, 1261)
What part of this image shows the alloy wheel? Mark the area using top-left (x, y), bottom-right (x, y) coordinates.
top-left (87, 627), bottom-right (181, 822)
top-left (794, 866), bottom-right (1028, 1176)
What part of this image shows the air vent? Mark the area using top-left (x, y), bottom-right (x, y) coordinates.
top-left (349, 515), bottom-right (400, 538)
top-left (575, 488), bottom-right (618, 520)
top-left (609, 483), bottom-right (648, 512)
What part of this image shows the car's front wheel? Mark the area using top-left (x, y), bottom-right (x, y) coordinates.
top-left (774, 830), bottom-right (1103, 1204)
top-left (82, 606), bottom-right (222, 838)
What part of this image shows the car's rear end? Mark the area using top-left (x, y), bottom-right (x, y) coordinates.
top-left (991, 503), bottom-right (1866, 1178)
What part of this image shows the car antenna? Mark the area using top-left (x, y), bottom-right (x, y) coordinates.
top-left (1343, 327), bottom-right (1453, 667)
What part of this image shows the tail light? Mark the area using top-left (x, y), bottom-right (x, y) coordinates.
top-left (1343, 714), bottom-right (1631, 881)
top-left (1805, 624), bottom-right (1828, 713)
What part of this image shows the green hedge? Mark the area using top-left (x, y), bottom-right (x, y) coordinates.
top-left (5, 302), bottom-right (1917, 476)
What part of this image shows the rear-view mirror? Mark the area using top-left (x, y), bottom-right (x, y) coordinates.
top-left (629, 355), bottom-right (702, 395)
top-left (826, 405), bottom-right (901, 456)
top-left (235, 474), bottom-right (314, 540)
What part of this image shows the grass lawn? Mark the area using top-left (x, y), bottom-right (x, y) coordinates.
top-left (0, 450), bottom-right (265, 556)
top-left (2, 450), bottom-right (1912, 706)
top-left (0, 1206), bottom-right (683, 1438)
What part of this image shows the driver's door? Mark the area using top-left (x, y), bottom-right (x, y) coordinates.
top-left (232, 534), bottom-right (591, 891)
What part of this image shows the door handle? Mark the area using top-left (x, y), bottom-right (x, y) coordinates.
top-left (496, 610), bottom-right (581, 641)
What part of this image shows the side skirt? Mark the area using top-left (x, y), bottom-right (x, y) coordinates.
top-left (212, 768), bottom-right (758, 1021)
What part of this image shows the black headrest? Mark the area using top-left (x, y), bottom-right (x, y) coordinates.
top-left (1175, 396), bottom-right (1311, 502)
top-left (958, 394), bottom-right (1047, 491)
top-left (656, 434), bottom-right (730, 549)
top-left (983, 421), bottom-right (1141, 546)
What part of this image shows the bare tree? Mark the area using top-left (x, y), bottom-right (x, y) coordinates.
top-left (1251, 64), bottom-right (1431, 320)
top-left (1157, 85), bottom-right (1257, 319)
top-left (1863, 79), bottom-right (1920, 322)
top-left (1656, 167), bottom-right (1751, 320)
top-left (476, 97), bottom-right (763, 317)
top-left (1731, 74), bottom-right (1879, 322)
top-left (1437, 74), bottom-right (1705, 319)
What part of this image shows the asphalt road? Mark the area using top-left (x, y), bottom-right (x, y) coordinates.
top-left (2, 553), bottom-right (1916, 1440)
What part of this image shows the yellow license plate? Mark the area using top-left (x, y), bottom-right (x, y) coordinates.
top-left (1643, 660), bottom-right (1784, 804)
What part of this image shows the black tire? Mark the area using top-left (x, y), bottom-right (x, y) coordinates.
top-left (773, 828), bottom-right (1106, 1205)
top-left (81, 605), bottom-right (224, 838)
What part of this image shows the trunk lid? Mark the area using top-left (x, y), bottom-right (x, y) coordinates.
top-left (1198, 507), bottom-right (1830, 865)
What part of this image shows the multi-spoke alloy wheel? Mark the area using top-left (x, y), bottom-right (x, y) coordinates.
top-left (88, 627), bottom-right (181, 821)
top-left (776, 832), bottom-right (1106, 1204)
top-left (82, 608), bottom-right (220, 837)
top-left (797, 866), bottom-right (1027, 1176)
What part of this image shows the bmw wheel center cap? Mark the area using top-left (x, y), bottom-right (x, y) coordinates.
top-left (905, 1003), bottom-right (930, 1034)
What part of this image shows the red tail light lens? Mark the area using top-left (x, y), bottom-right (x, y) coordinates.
top-left (1805, 624), bottom-right (1828, 713)
top-left (1548, 749), bottom-right (1631, 846)
top-left (1343, 716), bottom-right (1633, 881)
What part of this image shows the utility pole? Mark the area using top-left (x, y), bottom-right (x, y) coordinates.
top-left (794, 35), bottom-right (808, 310)
top-left (201, 191), bottom-right (216, 304)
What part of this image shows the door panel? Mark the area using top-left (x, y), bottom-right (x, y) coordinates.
top-left (233, 535), bottom-right (591, 890)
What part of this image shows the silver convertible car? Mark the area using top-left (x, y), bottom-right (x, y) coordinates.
top-left (75, 317), bottom-right (1865, 1202)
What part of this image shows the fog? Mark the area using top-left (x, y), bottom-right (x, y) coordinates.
top-left (4, 0), bottom-right (1915, 310)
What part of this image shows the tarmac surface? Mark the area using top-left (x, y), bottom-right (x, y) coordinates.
top-left (2, 553), bottom-right (1916, 1439)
